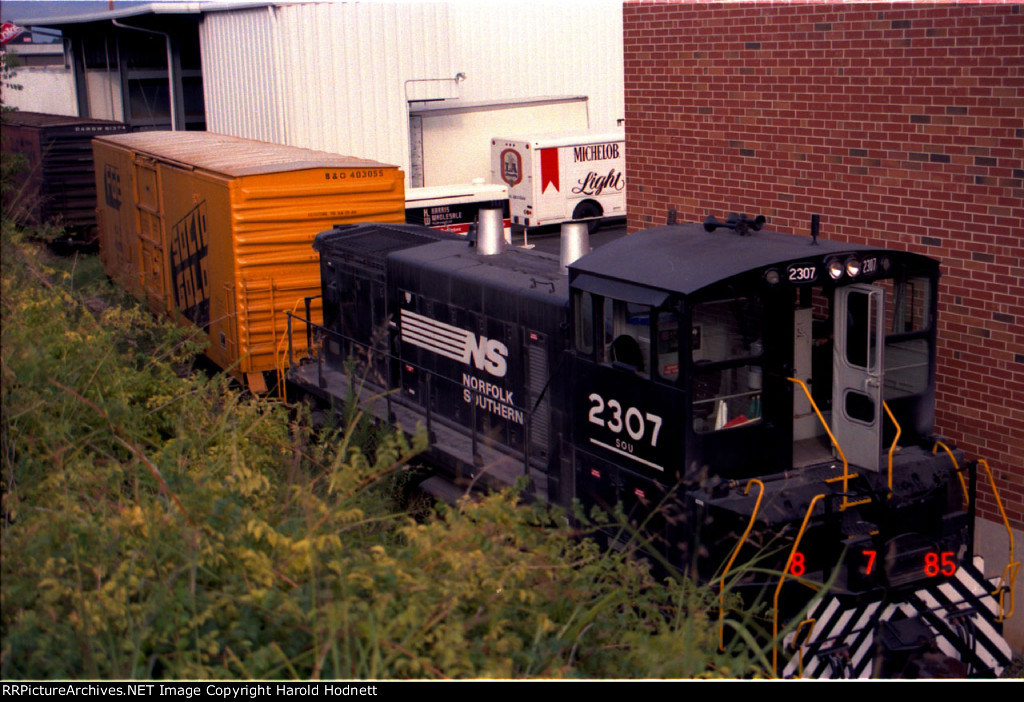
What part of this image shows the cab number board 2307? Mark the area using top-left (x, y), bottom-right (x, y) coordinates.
top-left (587, 392), bottom-right (665, 472)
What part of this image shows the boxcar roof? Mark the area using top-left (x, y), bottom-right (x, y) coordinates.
top-left (93, 131), bottom-right (395, 176)
top-left (569, 223), bottom-right (937, 297)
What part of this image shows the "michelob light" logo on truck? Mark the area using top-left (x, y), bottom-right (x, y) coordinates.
top-left (573, 142), bottom-right (620, 162)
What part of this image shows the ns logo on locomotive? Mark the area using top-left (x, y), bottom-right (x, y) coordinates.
top-left (286, 212), bottom-right (1016, 678)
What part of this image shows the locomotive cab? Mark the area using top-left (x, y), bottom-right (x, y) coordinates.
top-left (565, 220), bottom-right (1006, 676)
top-left (571, 222), bottom-right (938, 477)
top-left (568, 221), bottom-right (954, 579)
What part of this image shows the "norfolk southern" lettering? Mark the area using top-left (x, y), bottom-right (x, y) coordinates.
top-left (462, 374), bottom-right (523, 424)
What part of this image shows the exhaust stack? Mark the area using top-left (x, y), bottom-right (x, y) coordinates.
top-left (560, 222), bottom-right (592, 272)
top-left (475, 207), bottom-right (506, 255)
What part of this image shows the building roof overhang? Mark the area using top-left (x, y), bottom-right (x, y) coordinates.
top-left (16, 1), bottom-right (274, 30)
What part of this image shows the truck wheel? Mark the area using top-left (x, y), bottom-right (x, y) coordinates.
top-left (572, 201), bottom-right (603, 232)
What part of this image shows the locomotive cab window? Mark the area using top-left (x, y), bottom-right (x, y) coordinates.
top-left (692, 297), bottom-right (764, 433)
top-left (575, 290), bottom-right (680, 383)
top-left (575, 291), bottom-right (595, 356)
top-left (656, 309), bottom-right (680, 382)
top-left (877, 275), bottom-right (934, 399)
top-left (602, 298), bottom-right (651, 378)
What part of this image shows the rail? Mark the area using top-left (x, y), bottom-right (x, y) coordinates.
top-left (932, 440), bottom-right (970, 506)
top-left (773, 493), bottom-right (826, 677)
top-left (787, 378), bottom-right (852, 509)
top-left (977, 459), bottom-right (1019, 622)
top-left (285, 295), bottom-right (321, 373)
top-left (789, 617), bottom-right (817, 679)
top-left (277, 295), bottom-right (315, 398)
top-left (881, 401), bottom-right (901, 494)
top-left (718, 478), bottom-right (764, 651)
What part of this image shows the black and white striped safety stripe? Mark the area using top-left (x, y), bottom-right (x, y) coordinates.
top-left (400, 309), bottom-right (474, 363)
top-left (782, 556), bottom-right (1012, 679)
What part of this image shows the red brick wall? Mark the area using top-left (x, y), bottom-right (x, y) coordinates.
top-left (624, 2), bottom-right (1023, 528)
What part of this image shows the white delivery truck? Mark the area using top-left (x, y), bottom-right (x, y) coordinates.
top-left (405, 182), bottom-right (511, 241)
top-left (491, 129), bottom-right (626, 232)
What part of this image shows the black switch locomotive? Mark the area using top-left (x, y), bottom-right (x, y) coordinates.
top-left (285, 216), bottom-right (1015, 678)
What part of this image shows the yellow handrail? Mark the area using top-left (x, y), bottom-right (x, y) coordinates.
top-left (998, 561), bottom-right (1020, 623)
top-left (275, 297), bottom-right (308, 401)
top-left (790, 618), bottom-right (817, 679)
top-left (718, 478), bottom-right (764, 651)
top-left (978, 459), bottom-right (1020, 622)
top-left (932, 441), bottom-right (970, 506)
top-left (773, 493), bottom-right (826, 677)
top-left (788, 377), bottom-right (851, 509)
top-left (881, 401), bottom-right (901, 493)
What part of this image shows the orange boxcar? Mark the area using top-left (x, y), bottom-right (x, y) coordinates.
top-left (93, 131), bottom-right (405, 391)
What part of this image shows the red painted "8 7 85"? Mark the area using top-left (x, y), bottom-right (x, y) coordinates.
top-left (786, 550), bottom-right (958, 578)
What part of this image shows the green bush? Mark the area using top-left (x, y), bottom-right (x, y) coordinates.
top-left (1, 224), bottom-right (763, 679)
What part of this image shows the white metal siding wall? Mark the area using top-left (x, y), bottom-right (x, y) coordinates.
top-left (273, 1), bottom-right (454, 167)
top-left (7, 68), bottom-right (80, 117)
top-left (199, 1), bottom-right (623, 177)
top-left (450, 1), bottom-right (624, 130)
top-left (201, 6), bottom-right (284, 144)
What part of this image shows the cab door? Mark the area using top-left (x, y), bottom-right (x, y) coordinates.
top-left (832, 284), bottom-right (884, 472)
